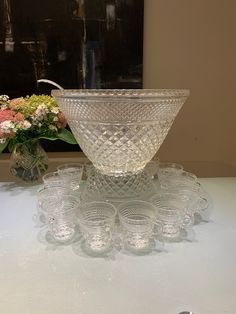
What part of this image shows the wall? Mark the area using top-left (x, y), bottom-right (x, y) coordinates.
top-left (143, 0), bottom-right (236, 177)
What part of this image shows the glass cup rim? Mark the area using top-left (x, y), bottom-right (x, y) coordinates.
top-left (78, 201), bottom-right (117, 225)
top-left (40, 194), bottom-right (80, 212)
top-left (42, 171), bottom-right (61, 181)
top-left (118, 200), bottom-right (157, 223)
top-left (57, 163), bottom-right (84, 172)
top-left (159, 162), bottom-right (184, 171)
top-left (157, 206), bottom-right (184, 217)
top-left (151, 193), bottom-right (188, 213)
top-left (37, 185), bottom-right (73, 195)
top-left (179, 170), bottom-right (198, 180)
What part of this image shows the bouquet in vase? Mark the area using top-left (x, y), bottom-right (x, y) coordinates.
top-left (0, 94), bottom-right (77, 181)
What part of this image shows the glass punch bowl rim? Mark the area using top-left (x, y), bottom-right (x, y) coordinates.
top-left (51, 89), bottom-right (190, 101)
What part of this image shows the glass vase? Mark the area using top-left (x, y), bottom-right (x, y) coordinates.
top-left (10, 140), bottom-right (48, 182)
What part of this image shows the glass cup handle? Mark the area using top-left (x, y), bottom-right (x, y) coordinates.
top-left (105, 225), bottom-right (112, 239)
top-left (181, 213), bottom-right (193, 228)
top-left (154, 221), bottom-right (163, 237)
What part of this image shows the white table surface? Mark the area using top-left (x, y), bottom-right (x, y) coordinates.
top-left (0, 178), bottom-right (236, 314)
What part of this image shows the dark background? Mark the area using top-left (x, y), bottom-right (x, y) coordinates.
top-left (0, 0), bottom-right (143, 152)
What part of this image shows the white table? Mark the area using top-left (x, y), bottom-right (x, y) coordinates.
top-left (0, 178), bottom-right (236, 314)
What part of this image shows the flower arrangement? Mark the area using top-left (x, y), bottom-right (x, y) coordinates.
top-left (0, 94), bottom-right (77, 153)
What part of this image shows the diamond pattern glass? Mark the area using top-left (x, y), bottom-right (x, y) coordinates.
top-left (52, 89), bottom-right (189, 175)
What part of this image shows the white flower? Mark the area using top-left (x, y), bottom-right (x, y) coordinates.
top-left (49, 125), bottom-right (57, 132)
top-left (53, 116), bottom-right (58, 122)
top-left (0, 95), bottom-right (9, 101)
top-left (39, 103), bottom-right (49, 112)
top-left (51, 107), bottom-right (59, 114)
top-left (0, 120), bottom-right (15, 133)
top-left (31, 115), bottom-right (38, 124)
top-left (0, 104), bottom-right (8, 111)
top-left (22, 120), bottom-right (31, 130)
top-left (17, 120), bottom-right (31, 130)
top-left (35, 104), bottom-right (48, 121)
top-left (0, 138), bottom-right (6, 144)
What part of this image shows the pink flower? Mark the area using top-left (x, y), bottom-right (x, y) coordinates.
top-left (0, 124), bottom-right (15, 140)
top-left (56, 112), bottom-right (67, 128)
top-left (0, 128), bottom-right (5, 138)
top-left (14, 112), bottom-right (24, 122)
top-left (9, 97), bottom-right (25, 110)
top-left (0, 109), bottom-right (15, 123)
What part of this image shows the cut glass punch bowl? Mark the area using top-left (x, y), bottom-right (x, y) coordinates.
top-left (52, 89), bottom-right (189, 176)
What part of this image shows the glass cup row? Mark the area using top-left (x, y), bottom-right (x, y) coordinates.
top-left (37, 187), bottom-right (207, 256)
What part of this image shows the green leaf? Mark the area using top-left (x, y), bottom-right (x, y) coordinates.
top-left (56, 129), bottom-right (78, 144)
top-left (0, 139), bottom-right (9, 153)
top-left (37, 135), bottom-right (58, 141)
top-left (0, 129), bottom-right (78, 154)
top-left (7, 139), bottom-right (15, 153)
top-left (37, 129), bottom-right (78, 145)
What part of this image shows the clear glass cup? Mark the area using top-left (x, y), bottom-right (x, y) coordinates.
top-left (77, 201), bottom-right (117, 255)
top-left (151, 192), bottom-right (193, 240)
top-left (179, 188), bottom-right (202, 212)
top-left (42, 171), bottom-right (65, 188)
top-left (160, 170), bottom-right (197, 190)
top-left (37, 186), bottom-right (73, 224)
top-left (117, 200), bottom-right (158, 254)
top-left (38, 189), bottom-right (79, 242)
top-left (170, 184), bottom-right (208, 214)
top-left (158, 162), bottom-right (183, 187)
top-left (37, 184), bottom-right (73, 203)
top-left (57, 163), bottom-right (84, 191)
top-left (159, 161), bottom-right (184, 172)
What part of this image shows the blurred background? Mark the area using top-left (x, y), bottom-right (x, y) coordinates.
top-left (0, 0), bottom-right (143, 95)
top-left (0, 0), bottom-right (143, 151)
top-left (144, 0), bottom-right (236, 176)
